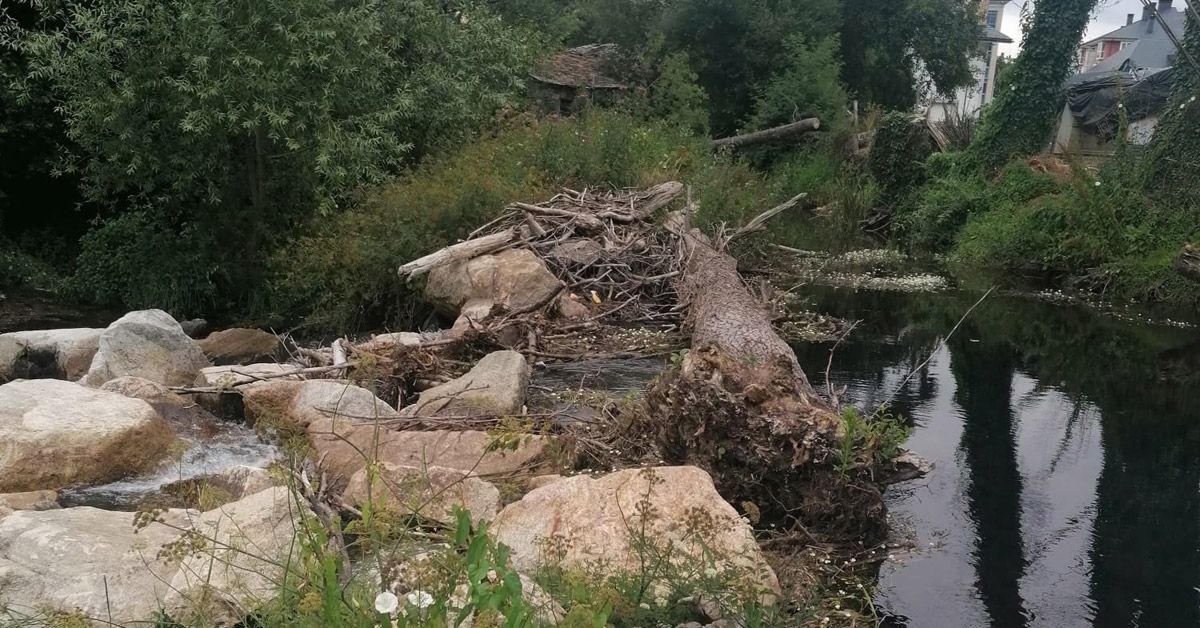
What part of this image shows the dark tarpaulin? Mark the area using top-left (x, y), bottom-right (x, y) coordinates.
top-left (1066, 68), bottom-right (1175, 139)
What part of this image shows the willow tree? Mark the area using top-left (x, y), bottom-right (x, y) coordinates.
top-left (968, 0), bottom-right (1100, 170)
top-left (2, 0), bottom-right (535, 312)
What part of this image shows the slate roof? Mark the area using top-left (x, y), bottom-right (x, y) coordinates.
top-left (530, 44), bottom-right (627, 90)
top-left (1082, 6), bottom-right (1187, 45)
top-left (1070, 7), bottom-right (1187, 85)
top-left (982, 26), bottom-right (1013, 44)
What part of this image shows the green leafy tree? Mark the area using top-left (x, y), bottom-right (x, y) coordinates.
top-left (660, 0), bottom-right (840, 136)
top-left (839, 0), bottom-right (980, 109)
top-left (967, 0), bottom-right (1099, 170)
top-left (2, 0), bottom-right (534, 313)
top-left (645, 51), bottom-right (710, 134)
top-left (747, 35), bottom-right (849, 132)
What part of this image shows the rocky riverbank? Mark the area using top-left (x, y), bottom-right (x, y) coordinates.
top-left (0, 184), bottom-right (919, 626)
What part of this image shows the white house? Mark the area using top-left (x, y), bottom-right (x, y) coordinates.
top-left (923, 0), bottom-right (1013, 123)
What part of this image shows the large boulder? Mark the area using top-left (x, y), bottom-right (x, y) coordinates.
top-left (425, 248), bottom-right (562, 317)
top-left (409, 350), bottom-right (529, 417)
top-left (198, 328), bottom-right (284, 366)
top-left (0, 328), bottom-right (102, 383)
top-left (0, 379), bottom-right (174, 492)
top-left (242, 379), bottom-right (398, 430)
top-left (342, 463), bottom-right (500, 524)
top-left (0, 507), bottom-right (189, 624)
top-left (163, 487), bottom-right (312, 625)
top-left (81, 309), bottom-right (211, 387)
top-left (308, 421), bottom-right (547, 482)
top-left (491, 467), bottom-right (780, 604)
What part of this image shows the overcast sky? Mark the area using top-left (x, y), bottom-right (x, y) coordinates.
top-left (996, 0), bottom-right (1191, 56)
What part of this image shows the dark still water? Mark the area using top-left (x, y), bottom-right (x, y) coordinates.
top-left (792, 286), bottom-right (1200, 628)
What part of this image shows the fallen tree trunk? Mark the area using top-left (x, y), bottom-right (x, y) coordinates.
top-left (712, 118), bottom-right (820, 150)
top-left (643, 205), bottom-right (886, 540)
top-left (397, 228), bottom-right (514, 280)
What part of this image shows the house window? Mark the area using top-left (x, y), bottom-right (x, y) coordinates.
top-left (1120, 41), bottom-right (1132, 50)
top-left (985, 10), bottom-right (999, 29)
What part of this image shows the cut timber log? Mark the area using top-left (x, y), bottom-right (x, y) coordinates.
top-left (712, 118), bottom-right (821, 150)
top-left (1174, 244), bottom-right (1200, 282)
top-left (645, 203), bottom-right (885, 539)
top-left (397, 228), bottom-right (515, 280)
top-left (663, 210), bottom-right (829, 404)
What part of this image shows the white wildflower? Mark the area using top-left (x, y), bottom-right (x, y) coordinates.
top-left (703, 567), bottom-right (719, 578)
top-left (406, 590), bottom-right (435, 609)
top-left (375, 591), bottom-right (399, 614)
top-left (639, 602), bottom-right (651, 610)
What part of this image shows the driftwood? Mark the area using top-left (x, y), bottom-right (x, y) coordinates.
top-left (397, 228), bottom-right (515, 280)
top-left (1174, 244), bottom-right (1200, 282)
top-left (712, 118), bottom-right (821, 150)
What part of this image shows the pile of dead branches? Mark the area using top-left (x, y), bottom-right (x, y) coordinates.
top-left (399, 181), bottom-right (688, 325)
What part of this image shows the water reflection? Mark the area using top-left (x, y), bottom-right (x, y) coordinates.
top-left (792, 287), bottom-right (1200, 627)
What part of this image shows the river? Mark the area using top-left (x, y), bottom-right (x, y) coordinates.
top-left (792, 285), bottom-right (1200, 627)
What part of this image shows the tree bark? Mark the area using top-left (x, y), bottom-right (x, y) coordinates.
top-left (663, 210), bottom-right (831, 410)
top-left (642, 209), bottom-right (883, 538)
top-left (711, 118), bottom-right (821, 150)
top-left (397, 228), bottom-right (515, 280)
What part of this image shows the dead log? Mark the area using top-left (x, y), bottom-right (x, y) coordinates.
top-left (642, 203), bottom-right (885, 539)
top-left (1174, 244), bottom-right (1200, 282)
top-left (711, 118), bottom-right (821, 150)
top-left (397, 228), bottom-right (514, 280)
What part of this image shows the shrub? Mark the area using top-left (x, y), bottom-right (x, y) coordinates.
top-left (747, 35), bottom-right (849, 134)
top-left (897, 167), bottom-right (989, 253)
top-left (71, 211), bottom-right (224, 316)
top-left (948, 156), bottom-right (1200, 304)
top-left (867, 111), bottom-right (932, 203)
top-left (0, 237), bottom-right (62, 293)
top-left (643, 52), bottom-right (711, 136)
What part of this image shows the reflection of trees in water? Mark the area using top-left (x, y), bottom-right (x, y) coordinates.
top-left (793, 286), bottom-right (1200, 624)
top-left (950, 332), bottom-right (1030, 628)
top-left (1087, 381), bottom-right (1200, 628)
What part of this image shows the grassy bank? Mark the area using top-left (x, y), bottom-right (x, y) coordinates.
top-left (262, 110), bottom-right (863, 333)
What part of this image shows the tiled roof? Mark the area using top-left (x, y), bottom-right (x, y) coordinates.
top-left (530, 44), bottom-right (627, 90)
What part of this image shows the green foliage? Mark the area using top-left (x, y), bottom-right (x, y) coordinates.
top-left (950, 158), bottom-right (1200, 303)
top-left (533, 110), bottom-right (708, 187)
top-left (1141, 11), bottom-right (1200, 208)
top-left (897, 161), bottom-right (990, 252)
top-left (866, 112), bottom-right (932, 202)
top-left (747, 35), bottom-right (849, 133)
top-left (0, 237), bottom-right (62, 292)
top-left (967, 0), bottom-right (1099, 170)
top-left (643, 52), bottom-right (710, 135)
top-left (71, 211), bottom-right (224, 314)
top-left (659, 0), bottom-right (841, 135)
top-left (3, 0), bottom-right (535, 316)
top-left (840, 0), bottom-right (979, 108)
top-left (267, 111), bottom-right (709, 331)
top-left (836, 406), bottom-right (912, 477)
